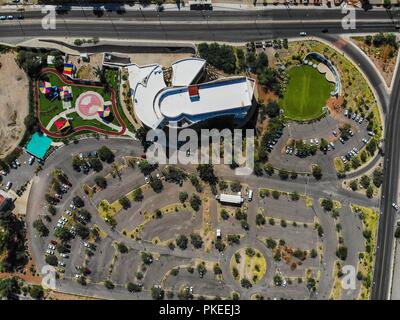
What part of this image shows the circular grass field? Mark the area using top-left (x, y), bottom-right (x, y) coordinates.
top-left (279, 65), bottom-right (335, 121)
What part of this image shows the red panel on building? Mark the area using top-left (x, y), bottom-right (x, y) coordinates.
top-left (188, 85), bottom-right (199, 97)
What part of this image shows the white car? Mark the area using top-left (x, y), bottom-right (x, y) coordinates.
top-left (58, 261), bottom-right (66, 267)
top-left (28, 156), bottom-right (35, 165)
top-left (300, 31), bottom-right (307, 36)
top-left (0, 16), bottom-right (6, 20)
top-left (48, 244), bottom-right (55, 250)
top-left (15, 159), bottom-right (21, 166)
top-left (392, 203), bottom-right (399, 211)
top-left (46, 249), bottom-right (54, 255)
top-left (7, 15), bottom-right (13, 20)
top-left (60, 253), bottom-right (69, 258)
top-left (144, 176), bottom-right (150, 184)
top-left (83, 242), bottom-right (90, 248)
top-left (5, 181), bottom-right (12, 190)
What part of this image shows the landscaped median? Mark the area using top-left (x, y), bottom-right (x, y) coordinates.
top-left (351, 204), bottom-right (379, 300)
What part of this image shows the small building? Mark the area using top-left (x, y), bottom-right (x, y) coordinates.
top-left (25, 132), bottom-right (53, 160)
top-left (217, 193), bottom-right (244, 205)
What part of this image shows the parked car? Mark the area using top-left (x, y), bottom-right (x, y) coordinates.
top-left (28, 156), bottom-right (35, 165)
top-left (392, 203), bottom-right (399, 211)
top-left (5, 181), bottom-right (12, 190)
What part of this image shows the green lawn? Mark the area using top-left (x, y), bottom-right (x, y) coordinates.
top-left (279, 65), bottom-right (334, 121)
top-left (38, 72), bottom-right (120, 130)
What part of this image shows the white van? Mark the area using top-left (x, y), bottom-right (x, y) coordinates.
top-left (248, 190), bottom-right (253, 201)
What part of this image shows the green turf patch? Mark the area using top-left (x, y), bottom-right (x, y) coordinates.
top-left (279, 65), bottom-right (334, 121)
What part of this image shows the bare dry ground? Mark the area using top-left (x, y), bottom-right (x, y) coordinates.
top-left (0, 52), bottom-right (29, 158)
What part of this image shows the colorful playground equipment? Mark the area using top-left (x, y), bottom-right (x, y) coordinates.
top-left (97, 104), bottom-right (111, 119)
top-left (63, 63), bottom-right (75, 77)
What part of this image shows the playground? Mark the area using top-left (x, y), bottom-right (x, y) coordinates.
top-left (36, 68), bottom-right (132, 138)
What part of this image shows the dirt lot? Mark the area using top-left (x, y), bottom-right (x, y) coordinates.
top-left (0, 52), bottom-right (29, 158)
top-left (126, 53), bottom-right (192, 67)
top-left (67, 53), bottom-right (104, 81)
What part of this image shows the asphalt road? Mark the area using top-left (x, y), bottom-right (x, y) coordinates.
top-left (371, 67), bottom-right (400, 300)
top-left (0, 8), bottom-right (398, 41)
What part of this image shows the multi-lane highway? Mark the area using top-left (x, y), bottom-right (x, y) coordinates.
top-left (0, 8), bottom-right (398, 40)
top-left (372, 65), bottom-right (400, 300)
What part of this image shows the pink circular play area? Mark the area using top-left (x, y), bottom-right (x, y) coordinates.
top-left (76, 91), bottom-right (104, 118)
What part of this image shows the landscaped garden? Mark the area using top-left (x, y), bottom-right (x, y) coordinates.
top-left (36, 69), bottom-right (127, 137)
top-left (279, 65), bottom-right (334, 121)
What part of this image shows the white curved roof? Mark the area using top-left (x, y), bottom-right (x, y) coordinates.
top-left (158, 78), bottom-right (254, 119)
top-left (127, 58), bottom-right (255, 129)
top-left (171, 57), bottom-right (206, 86)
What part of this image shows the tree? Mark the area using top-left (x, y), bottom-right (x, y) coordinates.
top-left (320, 138), bottom-right (329, 152)
top-left (349, 180), bottom-right (358, 191)
top-left (395, 227), bottom-right (400, 238)
top-left (197, 164), bottom-right (217, 185)
top-left (336, 246), bottom-right (348, 261)
top-left (33, 219), bottom-right (49, 237)
top-left (190, 233), bottom-right (203, 249)
top-left (0, 277), bottom-right (21, 299)
top-left (119, 196), bottom-right (131, 209)
top-left (241, 278), bottom-right (252, 289)
top-left (54, 228), bottom-right (72, 242)
top-left (104, 280), bottom-right (115, 290)
top-left (220, 209), bottom-right (229, 220)
top-left (321, 198), bottom-right (334, 211)
top-left (227, 234), bottom-right (240, 245)
top-left (89, 157), bottom-right (103, 172)
top-left (256, 213), bottom-right (266, 226)
top-left (190, 194), bottom-right (202, 211)
top-left (95, 176), bottom-right (107, 189)
top-left (213, 263), bottom-right (222, 275)
top-left (151, 286), bottom-right (165, 300)
top-left (117, 242), bottom-right (128, 254)
top-left (98, 146), bottom-right (115, 163)
top-left (265, 100), bottom-right (280, 118)
top-left (75, 223), bottom-right (89, 239)
top-left (179, 191), bottom-right (188, 203)
top-left (138, 160), bottom-right (157, 176)
top-left (215, 239), bottom-right (226, 252)
top-left (264, 163), bottom-right (274, 176)
top-left (312, 165), bottom-right (322, 180)
top-left (373, 168), bottom-right (384, 188)
top-left (141, 252), bottom-right (153, 264)
top-left (360, 175), bottom-right (371, 189)
top-left (278, 169), bottom-right (289, 180)
top-left (176, 235), bottom-right (188, 250)
top-left (272, 190), bottom-right (280, 199)
top-left (29, 285), bottom-right (44, 300)
top-left (196, 262), bottom-right (207, 277)
top-left (149, 175), bottom-right (163, 193)
top-left (366, 186), bottom-right (374, 198)
top-left (127, 282), bottom-right (142, 293)
top-left (73, 196), bottom-right (84, 208)
top-left (290, 192), bottom-right (300, 201)
top-left (132, 188), bottom-right (143, 202)
top-left (266, 238), bottom-right (277, 249)
top-left (45, 255), bottom-right (58, 266)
